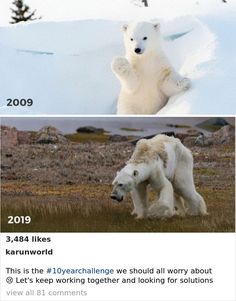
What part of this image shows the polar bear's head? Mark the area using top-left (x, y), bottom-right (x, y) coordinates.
top-left (111, 169), bottom-right (139, 202)
top-left (123, 21), bottom-right (161, 57)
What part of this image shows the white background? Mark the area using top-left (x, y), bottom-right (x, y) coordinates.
top-left (1, 233), bottom-right (235, 301)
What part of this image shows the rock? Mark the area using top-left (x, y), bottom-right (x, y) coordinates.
top-left (175, 133), bottom-right (190, 142)
top-left (1, 164), bottom-right (11, 170)
top-left (161, 131), bottom-right (175, 137)
top-left (35, 126), bottom-right (68, 144)
top-left (184, 125), bottom-right (234, 147)
top-left (183, 137), bottom-right (201, 147)
top-left (18, 131), bottom-right (31, 145)
top-left (0, 125), bottom-right (18, 147)
top-left (5, 153), bottom-right (13, 158)
top-left (185, 134), bottom-right (214, 147)
top-left (76, 126), bottom-right (105, 134)
top-left (166, 123), bottom-right (190, 129)
top-left (212, 125), bottom-right (235, 144)
top-left (109, 135), bottom-right (128, 142)
top-left (0, 125), bottom-right (32, 147)
top-left (196, 118), bottom-right (229, 130)
top-left (186, 128), bottom-right (203, 136)
top-left (195, 136), bottom-right (214, 147)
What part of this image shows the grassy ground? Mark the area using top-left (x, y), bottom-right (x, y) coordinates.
top-left (65, 132), bottom-right (110, 143)
top-left (1, 141), bottom-right (235, 232)
top-left (1, 179), bottom-right (235, 233)
top-left (120, 127), bottom-right (144, 132)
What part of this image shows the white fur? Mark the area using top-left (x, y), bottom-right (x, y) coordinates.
top-left (112, 21), bottom-right (191, 115)
top-left (111, 135), bottom-right (207, 219)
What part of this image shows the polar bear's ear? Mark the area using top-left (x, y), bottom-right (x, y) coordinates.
top-left (153, 23), bottom-right (160, 30)
top-left (133, 170), bottom-right (139, 177)
top-left (122, 24), bottom-right (128, 32)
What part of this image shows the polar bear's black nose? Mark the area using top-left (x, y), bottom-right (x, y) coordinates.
top-left (111, 194), bottom-right (117, 200)
top-left (135, 48), bottom-right (142, 54)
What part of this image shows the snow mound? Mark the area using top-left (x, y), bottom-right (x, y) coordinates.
top-left (0, 16), bottom-right (219, 115)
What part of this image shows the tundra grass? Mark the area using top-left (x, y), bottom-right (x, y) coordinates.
top-left (120, 127), bottom-right (144, 132)
top-left (65, 132), bottom-right (110, 143)
top-left (1, 183), bottom-right (234, 233)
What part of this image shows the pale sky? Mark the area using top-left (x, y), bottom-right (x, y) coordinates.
top-left (0, 0), bottom-right (235, 26)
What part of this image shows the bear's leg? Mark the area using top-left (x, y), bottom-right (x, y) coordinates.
top-left (130, 182), bottom-right (148, 219)
top-left (178, 187), bottom-right (207, 216)
top-left (161, 71), bottom-right (191, 97)
top-left (174, 157), bottom-right (208, 216)
top-left (148, 178), bottom-right (175, 218)
top-left (174, 194), bottom-right (187, 217)
top-left (117, 102), bottom-right (138, 115)
top-left (111, 56), bottom-right (140, 93)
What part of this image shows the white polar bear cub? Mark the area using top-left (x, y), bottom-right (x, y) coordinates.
top-left (112, 21), bottom-right (191, 115)
top-left (111, 135), bottom-right (207, 219)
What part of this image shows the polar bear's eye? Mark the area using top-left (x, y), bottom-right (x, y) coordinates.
top-left (130, 38), bottom-right (134, 41)
top-left (143, 37), bottom-right (147, 40)
top-left (118, 183), bottom-right (123, 187)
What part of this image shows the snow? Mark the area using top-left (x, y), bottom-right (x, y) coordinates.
top-left (1, 0), bottom-right (235, 26)
top-left (0, 0), bottom-right (235, 115)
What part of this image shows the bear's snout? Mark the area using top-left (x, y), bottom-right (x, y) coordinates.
top-left (134, 48), bottom-right (142, 54)
top-left (110, 194), bottom-right (123, 202)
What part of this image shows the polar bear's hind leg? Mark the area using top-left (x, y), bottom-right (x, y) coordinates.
top-left (174, 159), bottom-right (208, 216)
top-left (161, 71), bottom-right (191, 98)
top-left (174, 194), bottom-right (187, 217)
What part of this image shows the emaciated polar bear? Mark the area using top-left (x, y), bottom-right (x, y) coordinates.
top-left (112, 21), bottom-right (191, 115)
top-left (111, 135), bottom-right (207, 219)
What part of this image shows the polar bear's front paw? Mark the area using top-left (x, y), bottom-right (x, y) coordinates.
top-left (135, 213), bottom-right (146, 220)
top-left (112, 57), bottom-right (131, 75)
top-left (177, 77), bottom-right (191, 91)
